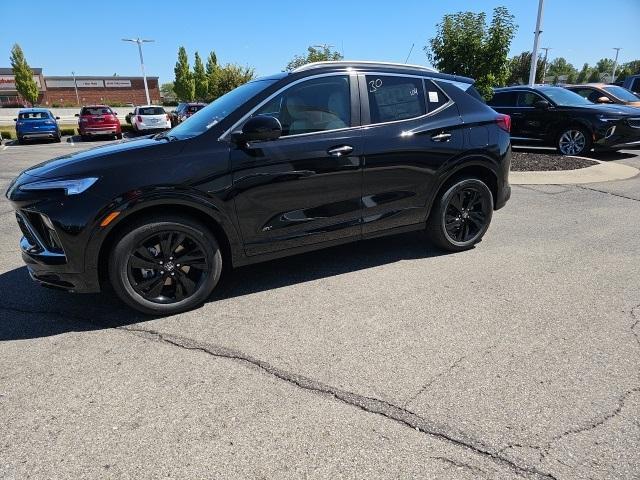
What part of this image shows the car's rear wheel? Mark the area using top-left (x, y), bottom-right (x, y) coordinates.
top-left (116, 132), bottom-right (123, 140)
top-left (54, 133), bottom-right (62, 142)
top-left (557, 126), bottom-right (591, 156)
top-left (109, 215), bottom-right (222, 315)
top-left (426, 177), bottom-right (493, 252)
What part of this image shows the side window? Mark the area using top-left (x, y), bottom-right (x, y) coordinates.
top-left (573, 88), bottom-right (592, 99)
top-left (518, 91), bottom-right (544, 107)
top-left (631, 79), bottom-right (640, 94)
top-left (253, 75), bottom-right (350, 136)
top-left (424, 79), bottom-right (450, 112)
top-left (366, 75), bottom-right (425, 123)
top-left (487, 91), bottom-right (517, 107)
top-left (587, 90), bottom-right (606, 103)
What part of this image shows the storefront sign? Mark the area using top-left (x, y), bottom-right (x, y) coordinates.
top-left (0, 75), bottom-right (42, 90)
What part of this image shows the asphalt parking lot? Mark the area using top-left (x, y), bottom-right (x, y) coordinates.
top-left (1, 139), bottom-right (639, 479)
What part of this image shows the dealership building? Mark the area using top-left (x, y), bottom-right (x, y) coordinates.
top-left (0, 67), bottom-right (160, 106)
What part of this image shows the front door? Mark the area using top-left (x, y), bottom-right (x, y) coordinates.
top-left (230, 73), bottom-right (364, 256)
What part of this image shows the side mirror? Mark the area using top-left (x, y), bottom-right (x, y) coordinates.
top-left (233, 115), bottom-right (282, 144)
top-left (114, 112), bottom-right (118, 115)
top-left (596, 96), bottom-right (612, 104)
top-left (75, 113), bottom-right (80, 117)
top-left (55, 116), bottom-right (60, 120)
top-left (534, 100), bottom-right (550, 110)
top-left (13, 118), bottom-right (17, 122)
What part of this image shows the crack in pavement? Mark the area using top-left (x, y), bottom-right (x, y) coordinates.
top-left (573, 184), bottom-right (640, 203)
top-left (430, 455), bottom-right (490, 477)
top-left (0, 304), bottom-right (558, 480)
top-left (402, 354), bottom-right (469, 408)
top-left (540, 386), bottom-right (640, 460)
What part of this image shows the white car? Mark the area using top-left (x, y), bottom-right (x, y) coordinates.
top-left (131, 105), bottom-right (171, 132)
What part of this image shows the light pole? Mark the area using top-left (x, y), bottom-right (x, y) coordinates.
top-left (612, 47), bottom-right (622, 83)
top-left (122, 37), bottom-right (154, 105)
top-left (528, 0), bottom-right (545, 86)
top-left (71, 71), bottom-right (79, 105)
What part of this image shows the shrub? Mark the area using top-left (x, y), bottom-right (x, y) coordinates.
top-left (121, 124), bottom-right (134, 133)
top-left (59, 127), bottom-right (76, 136)
top-left (0, 130), bottom-right (14, 140)
top-left (51, 102), bottom-right (62, 108)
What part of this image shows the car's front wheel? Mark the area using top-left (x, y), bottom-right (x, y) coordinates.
top-left (109, 215), bottom-right (223, 315)
top-left (557, 127), bottom-right (591, 156)
top-left (426, 177), bottom-right (494, 252)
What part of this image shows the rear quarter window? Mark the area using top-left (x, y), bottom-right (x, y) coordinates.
top-left (487, 91), bottom-right (517, 107)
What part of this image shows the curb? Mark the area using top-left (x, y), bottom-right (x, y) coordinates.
top-left (510, 156), bottom-right (639, 185)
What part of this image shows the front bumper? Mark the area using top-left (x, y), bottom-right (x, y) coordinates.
top-left (595, 118), bottom-right (640, 150)
top-left (15, 211), bottom-right (101, 293)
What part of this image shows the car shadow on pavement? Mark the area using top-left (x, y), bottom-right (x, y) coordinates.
top-left (0, 231), bottom-right (449, 341)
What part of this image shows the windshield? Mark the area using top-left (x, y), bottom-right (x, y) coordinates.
top-left (603, 85), bottom-right (640, 102)
top-left (539, 87), bottom-right (592, 107)
top-left (169, 79), bottom-right (278, 139)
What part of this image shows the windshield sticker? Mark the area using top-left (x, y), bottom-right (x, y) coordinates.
top-left (428, 91), bottom-right (439, 103)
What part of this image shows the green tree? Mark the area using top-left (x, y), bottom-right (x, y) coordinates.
top-left (623, 60), bottom-right (640, 75)
top-left (566, 72), bottom-right (576, 84)
top-left (173, 46), bottom-right (194, 101)
top-left (286, 45), bottom-right (343, 71)
top-left (10, 44), bottom-right (39, 106)
top-left (160, 82), bottom-right (176, 101)
top-left (213, 64), bottom-right (256, 98)
top-left (425, 7), bottom-right (517, 99)
top-left (506, 51), bottom-right (545, 84)
top-left (576, 63), bottom-right (591, 84)
top-left (193, 52), bottom-right (208, 101)
top-left (552, 74), bottom-right (559, 85)
top-left (588, 69), bottom-right (602, 82)
top-left (205, 51), bottom-right (219, 100)
top-left (547, 57), bottom-right (577, 79)
top-left (595, 58), bottom-right (614, 74)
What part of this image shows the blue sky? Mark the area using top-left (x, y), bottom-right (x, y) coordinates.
top-left (1, 0), bottom-right (638, 84)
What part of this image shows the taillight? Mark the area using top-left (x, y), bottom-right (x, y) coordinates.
top-left (137, 115), bottom-right (142, 123)
top-left (496, 114), bottom-right (511, 133)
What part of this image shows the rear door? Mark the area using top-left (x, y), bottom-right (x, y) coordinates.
top-left (230, 72), bottom-right (364, 256)
top-left (359, 73), bottom-right (464, 234)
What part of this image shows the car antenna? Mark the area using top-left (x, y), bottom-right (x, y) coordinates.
top-left (404, 43), bottom-right (415, 64)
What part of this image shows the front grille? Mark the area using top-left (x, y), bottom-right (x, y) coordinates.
top-left (628, 118), bottom-right (640, 128)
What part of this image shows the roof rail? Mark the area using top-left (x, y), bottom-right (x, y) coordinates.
top-left (292, 60), bottom-right (437, 73)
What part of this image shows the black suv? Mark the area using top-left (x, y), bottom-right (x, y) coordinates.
top-left (488, 85), bottom-right (640, 155)
top-left (6, 61), bottom-right (511, 314)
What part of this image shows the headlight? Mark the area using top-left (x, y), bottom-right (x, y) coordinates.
top-left (19, 177), bottom-right (98, 195)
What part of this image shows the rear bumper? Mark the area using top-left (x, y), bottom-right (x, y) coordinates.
top-left (79, 125), bottom-right (121, 135)
top-left (18, 130), bottom-right (58, 139)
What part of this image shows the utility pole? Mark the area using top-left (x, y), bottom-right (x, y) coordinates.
top-left (71, 71), bottom-right (79, 105)
top-left (528, 0), bottom-right (545, 86)
top-left (612, 47), bottom-right (622, 83)
top-left (122, 38), bottom-right (154, 105)
top-left (540, 47), bottom-right (552, 84)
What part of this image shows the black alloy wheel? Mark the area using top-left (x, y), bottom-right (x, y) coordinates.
top-left (427, 177), bottom-right (493, 251)
top-left (109, 215), bottom-right (222, 315)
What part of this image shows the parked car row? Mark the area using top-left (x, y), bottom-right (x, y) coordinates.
top-left (488, 83), bottom-right (640, 156)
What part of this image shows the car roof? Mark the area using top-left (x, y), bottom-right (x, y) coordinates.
top-left (82, 105), bottom-right (110, 109)
top-left (137, 105), bottom-right (164, 108)
top-left (565, 83), bottom-right (607, 89)
top-left (18, 108), bottom-right (49, 113)
top-left (287, 60), bottom-right (475, 84)
top-left (494, 85), bottom-right (562, 92)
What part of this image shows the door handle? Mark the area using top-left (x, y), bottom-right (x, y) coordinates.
top-left (431, 132), bottom-right (452, 142)
top-left (327, 145), bottom-right (354, 157)
top-left (510, 112), bottom-right (524, 117)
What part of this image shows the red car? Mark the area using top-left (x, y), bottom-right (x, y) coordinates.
top-left (76, 105), bottom-right (122, 140)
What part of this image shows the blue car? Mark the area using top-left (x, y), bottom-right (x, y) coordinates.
top-left (14, 108), bottom-right (61, 144)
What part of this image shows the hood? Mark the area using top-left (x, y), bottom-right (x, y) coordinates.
top-left (588, 104), bottom-right (640, 116)
top-left (22, 136), bottom-right (184, 179)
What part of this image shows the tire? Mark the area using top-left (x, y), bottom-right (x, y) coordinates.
top-left (116, 133), bottom-right (123, 140)
top-left (108, 214), bottom-right (223, 315)
top-left (17, 137), bottom-right (25, 145)
top-left (556, 126), bottom-right (592, 156)
top-left (426, 177), bottom-right (494, 252)
top-left (54, 133), bottom-right (62, 143)
top-left (80, 134), bottom-right (89, 141)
